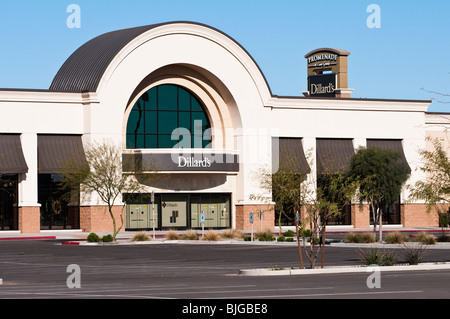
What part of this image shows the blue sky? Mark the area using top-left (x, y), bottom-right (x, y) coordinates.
top-left (0, 0), bottom-right (449, 112)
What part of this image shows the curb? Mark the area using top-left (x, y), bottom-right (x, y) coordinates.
top-left (0, 236), bottom-right (56, 241)
top-left (61, 241), bottom-right (80, 246)
top-left (58, 239), bottom-right (450, 248)
top-left (60, 239), bottom-right (240, 246)
top-left (239, 262), bottom-right (450, 276)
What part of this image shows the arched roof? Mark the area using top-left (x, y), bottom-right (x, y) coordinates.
top-left (49, 21), bottom-right (272, 95)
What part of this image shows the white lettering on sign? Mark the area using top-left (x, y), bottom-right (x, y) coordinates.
top-left (310, 83), bottom-right (335, 95)
top-left (178, 157), bottom-right (212, 168)
top-left (308, 54), bottom-right (338, 64)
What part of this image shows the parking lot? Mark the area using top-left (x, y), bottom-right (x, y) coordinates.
top-left (1, 238), bottom-right (450, 304)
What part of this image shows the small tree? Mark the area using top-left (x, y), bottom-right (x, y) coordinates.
top-left (60, 140), bottom-right (156, 241)
top-left (408, 137), bottom-right (450, 234)
top-left (252, 151), bottom-right (356, 269)
top-left (316, 171), bottom-right (357, 267)
top-left (251, 155), bottom-right (311, 269)
top-left (348, 147), bottom-right (410, 241)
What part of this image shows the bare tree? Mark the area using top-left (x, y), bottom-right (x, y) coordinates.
top-left (252, 151), bottom-right (356, 269)
top-left (408, 137), bottom-right (450, 235)
top-left (59, 140), bottom-right (157, 241)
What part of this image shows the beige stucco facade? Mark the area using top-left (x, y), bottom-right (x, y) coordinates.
top-left (0, 22), bottom-right (445, 233)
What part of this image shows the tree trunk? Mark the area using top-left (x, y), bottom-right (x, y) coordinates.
top-left (278, 211), bottom-right (283, 237)
top-left (321, 211), bottom-right (327, 269)
top-left (371, 202), bottom-right (378, 236)
top-left (294, 209), bottom-right (304, 269)
top-left (378, 207), bottom-right (383, 243)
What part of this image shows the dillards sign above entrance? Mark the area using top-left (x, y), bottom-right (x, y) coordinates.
top-left (123, 152), bottom-right (239, 173)
top-left (177, 156), bottom-right (212, 168)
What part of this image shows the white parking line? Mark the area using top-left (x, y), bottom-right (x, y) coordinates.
top-left (211, 290), bottom-right (424, 299)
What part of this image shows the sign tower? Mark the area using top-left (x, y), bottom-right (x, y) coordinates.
top-left (303, 48), bottom-right (353, 98)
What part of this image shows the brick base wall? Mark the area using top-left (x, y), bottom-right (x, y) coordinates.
top-left (349, 203), bottom-right (441, 228)
top-left (401, 204), bottom-right (441, 227)
top-left (80, 205), bottom-right (125, 233)
top-left (18, 206), bottom-right (41, 233)
top-left (235, 204), bottom-right (274, 231)
top-left (351, 204), bottom-right (371, 228)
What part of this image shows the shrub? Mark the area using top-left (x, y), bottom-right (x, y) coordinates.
top-left (183, 229), bottom-right (199, 240)
top-left (414, 232), bottom-right (436, 245)
top-left (165, 230), bottom-right (179, 240)
top-left (403, 243), bottom-right (427, 265)
top-left (87, 232), bottom-right (100, 242)
top-left (244, 236), bottom-right (251, 241)
top-left (258, 235), bottom-right (275, 241)
top-left (437, 234), bottom-right (450, 242)
top-left (131, 232), bottom-right (151, 242)
top-left (343, 232), bottom-right (358, 243)
top-left (283, 230), bottom-right (295, 237)
top-left (384, 231), bottom-right (408, 244)
top-left (344, 232), bottom-right (376, 243)
top-left (285, 237), bottom-right (294, 242)
top-left (299, 229), bottom-right (311, 238)
top-left (202, 230), bottom-right (221, 241)
top-left (277, 236), bottom-right (285, 242)
top-left (358, 248), bottom-right (397, 266)
top-left (102, 234), bottom-right (114, 242)
top-left (255, 228), bottom-right (275, 241)
top-left (438, 212), bottom-right (449, 227)
top-left (221, 229), bottom-right (244, 239)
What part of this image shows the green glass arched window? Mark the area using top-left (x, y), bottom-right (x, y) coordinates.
top-left (126, 84), bottom-right (211, 149)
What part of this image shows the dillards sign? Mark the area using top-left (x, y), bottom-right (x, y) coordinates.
top-left (308, 73), bottom-right (337, 97)
top-left (305, 48), bottom-right (350, 98)
top-left (177, 156), bottom-right (212, 168)
top-left (123, 152), bottom-right (239, 172)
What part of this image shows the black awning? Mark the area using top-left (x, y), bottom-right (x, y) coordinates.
top-left (272, 137), bottom-right (311, 174)
top-left (0, 134), bottom-right (28, 174)
top-left (38, 135), bottom-right (88, 174)
top-left (366, 139), bottom-right (411, 172)
top-left (316, 138), bottom-right (354, 174)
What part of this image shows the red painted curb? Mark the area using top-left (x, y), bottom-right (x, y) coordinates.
top-left (62, 241), bottom-right (80, 246)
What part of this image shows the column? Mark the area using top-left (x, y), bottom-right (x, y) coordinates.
top-left (18, 133), bottom-right (41, 233)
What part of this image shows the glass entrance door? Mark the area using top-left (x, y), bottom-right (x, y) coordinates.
top-left (0, 174), bottom-right (18, 230)
top-left (161, 195), bottom-right (187, 228)
top-left (190, 194), bottom-right (231, 229)
top-left (125, 194), bottom-right (159, 230)
top-left (125, 193), bottom-right (231, 230)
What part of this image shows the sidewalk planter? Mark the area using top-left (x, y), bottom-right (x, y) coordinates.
top-left (239, 262), bottom-right (450, 276)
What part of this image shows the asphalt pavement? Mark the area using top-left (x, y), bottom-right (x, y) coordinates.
top-left (1, 232), bottom-right (450, 303)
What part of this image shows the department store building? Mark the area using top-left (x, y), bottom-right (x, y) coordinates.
top-left (0, 21), bottom-right (446, 234)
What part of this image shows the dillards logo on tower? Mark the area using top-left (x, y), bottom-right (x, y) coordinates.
top-left (310, 82), bottom-right (335, 95)
top-left (308, 73), bottom-right (337, 97)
